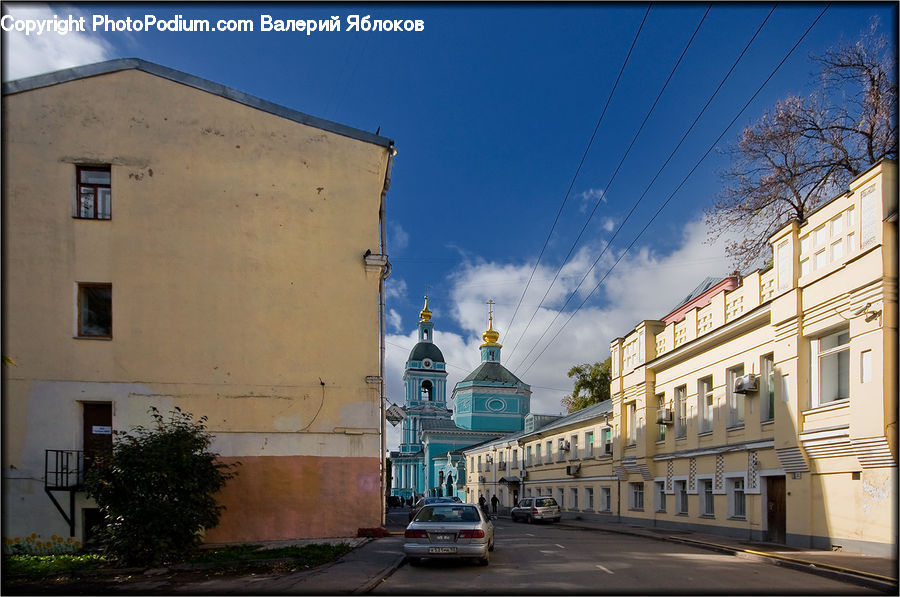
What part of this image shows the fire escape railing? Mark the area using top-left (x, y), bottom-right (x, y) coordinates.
top-left (44, 450), bottom-right (84, 537)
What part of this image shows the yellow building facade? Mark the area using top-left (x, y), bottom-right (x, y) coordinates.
top-left (464, 160), bottom-right (896, 555)
top-left (2, 59), bottom-right (395, 544)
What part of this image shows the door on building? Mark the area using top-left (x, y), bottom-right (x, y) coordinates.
top-left (82, 403), bottom-right (112, 471)
top-left (766, 476), bottom-right (786, 544)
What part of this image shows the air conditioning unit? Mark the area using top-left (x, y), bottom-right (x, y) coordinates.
top-left (486, 455), bottom-right (493, 464)
top-left (519, 469), bottom-right (527, 479)
top-left (733, 373), bottom-right (759, 394)
top-left (566, 464), bottom-right (581, 476)
top-left (559, 440), bottom-right (570, 451)
top-left (656, 408), bottom-right (674, 425)
top-left (604, 442), bottom-right (613, 455)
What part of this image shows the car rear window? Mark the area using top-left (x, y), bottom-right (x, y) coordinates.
top-left (414, 505), bottom-right (481, 523)
top-left (535, 498), bottom-right (558, 507)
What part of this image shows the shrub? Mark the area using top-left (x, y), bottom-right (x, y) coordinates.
top-left (84, 407), bottom-right (238, 566)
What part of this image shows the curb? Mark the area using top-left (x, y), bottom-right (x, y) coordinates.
top-left (353, 553), bottom-right (407, 595)
top-left (557, 520), bottom-right (897, 593)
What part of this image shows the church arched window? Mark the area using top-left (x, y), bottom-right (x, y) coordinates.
top-left (421, 380), bottom-right (433, 401)
top-left (423, 329), bottom-right (429, 340)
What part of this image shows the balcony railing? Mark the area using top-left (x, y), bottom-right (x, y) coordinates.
top-left (45, 449), bottom-right (84, 490)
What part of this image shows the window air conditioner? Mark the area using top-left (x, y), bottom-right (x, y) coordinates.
top-left (733, 373), bottom-right (759, 394)
top-left (559, 440), bottom-right (570, 451)
top-left (656, 408), bottom-right (674, 425)
top-left (566, 464), bottom-right (581, 476)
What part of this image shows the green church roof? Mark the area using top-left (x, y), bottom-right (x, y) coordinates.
top-left (408, 341), bottom-right (445, 363)
top-left (460, 361), bottom-right (525, 385)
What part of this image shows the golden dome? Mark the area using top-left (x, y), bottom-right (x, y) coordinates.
top-left (419, 296), bottom-right (432, 322)
top-left (480, 300), bottom-right (502, 348)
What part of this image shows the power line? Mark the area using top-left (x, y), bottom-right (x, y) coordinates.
top-left (501, 3), bottom-right (653, 355)
top-left (518, 3), bottom-right (830, 377)
top-left (505, 3), bottom-right (712, 366)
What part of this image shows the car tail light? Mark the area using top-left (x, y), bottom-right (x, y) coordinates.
top-left (405, 529), bottom-right (428, 538)
top-left (531, 507), bottom-right (539, 514)
top-left (458, 529), bottom-right (485, 539)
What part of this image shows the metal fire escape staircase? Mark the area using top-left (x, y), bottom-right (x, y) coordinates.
top-left (44, 450), bottom-right (85, 537)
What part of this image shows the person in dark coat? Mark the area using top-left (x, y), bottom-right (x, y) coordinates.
top-left (491, 494), bottom-right (499, 513)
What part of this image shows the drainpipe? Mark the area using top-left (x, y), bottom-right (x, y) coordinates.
top-left (378, 144), bottom-right (395, 526)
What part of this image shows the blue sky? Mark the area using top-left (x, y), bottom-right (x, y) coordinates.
top-left (4, 2), bottom-right (896, 449)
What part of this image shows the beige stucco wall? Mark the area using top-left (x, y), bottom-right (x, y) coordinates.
top-left (3, 68), bottom-right (391, 542)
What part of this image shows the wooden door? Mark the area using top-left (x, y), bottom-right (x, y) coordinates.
top-left (82, 403), bottom-right (112, 468)
top-left (766, 476), bottom-right (786, 544)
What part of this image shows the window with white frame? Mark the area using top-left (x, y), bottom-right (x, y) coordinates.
top-left (813, 225), bottom-right (826, 246)
top-left (830, 215), bottom-right (842, 237)
top-left (800, 258), bottom-right (811, 276)
top-left (675, 385), bottom-right (687, 438)
top-left (585, 431), bottom-right (594, 458)
top-left (656, 393), bottom-right (666, 441)
top-left (477, 455), bottom-right (482, 472)
top-left (830, 240), bottom-right (843, 262)
top-left (675, 480), bottom-right (688, 514)
top-left (655, 481), bottom-right (666, 512)
top-left (728, 478), bottom-right (746, 519)
top-left (601, 487), bottom-right (612, 512)
top-left (512, 449), bottom-right (518, 468)
top-left (526, 445), bottom-right (532, 466)
top-left (602, 427), bottom-right (612, 455)
top-left (585, 487), bottom-right (594, 510)
top-left (535, 443), bottom-right (542, 465)
top-left (570, 487), bottom-right (578, 510)
top-left (570, 435), bottom-right (578, 460)
top-left (699, 377), bottom-right (714, 433)
top-left (700, 479), bottom-right (714, 516)
top-left (557, 488), bottom-right (565, 509)
top-left (546, 441), bottom-right (553, 463)
top-left (761, 354), bottom-right (775, 422)
top-left (627, 402), bottom-right (637, 445)
top-left (811, 326), bottom-right (850, 406)
top-left (814, 249), bottom-right (826, 270)
top-left (727, 365), bottom-right (745, 428)
top-left (629, 482), bottom-right (644, 511)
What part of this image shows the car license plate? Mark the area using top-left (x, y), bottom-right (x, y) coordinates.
top-left (429, 547), bottom-right (456, 554)
top-left (435, 534), bottom-right (453, 541)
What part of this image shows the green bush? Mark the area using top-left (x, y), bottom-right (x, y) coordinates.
top-left (84, 407), bottom-right (239, 566)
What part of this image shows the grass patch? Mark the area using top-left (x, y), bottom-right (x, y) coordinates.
top-left (3, 553), bottom-right (109, 578)
top-left (3, 542), bottom-right (354, 582)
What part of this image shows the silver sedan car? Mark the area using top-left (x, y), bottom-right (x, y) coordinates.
top-left (403, 503), bottom-right (495, 566)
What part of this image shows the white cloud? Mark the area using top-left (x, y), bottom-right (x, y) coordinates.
top-left (2, 4), bottom-right (115, 81)
top-left (578, 188), bottom-right (607, 213)
top-left (385, 278), bottom-right (407, 301)
top-left (387, 308), bottom-right (403, 333)
top-left (390, 223), bottom-right (409, 252)
top-left (600, 217), bottom-right (616, 232)
top-left (384, 215), bottom-right (732, 451)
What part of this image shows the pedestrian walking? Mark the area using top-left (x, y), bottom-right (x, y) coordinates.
top-left (491, 494), bottom-right (499, 514)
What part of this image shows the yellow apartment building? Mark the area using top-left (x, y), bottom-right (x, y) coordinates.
top-left (464, 160), bottom-right (896, 555)
top-left (2, 59), bottom-right (396, 544)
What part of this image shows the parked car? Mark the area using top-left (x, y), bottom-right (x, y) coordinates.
top-left (409, 496), bottom-right (457, 522)
top-left (404, 503), bottom-right (494, 566)
top-left (510, 497), bottom-right (561, 523)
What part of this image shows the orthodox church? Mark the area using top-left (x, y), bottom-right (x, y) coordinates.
top-left (390, 298), bottom-right (531, 500)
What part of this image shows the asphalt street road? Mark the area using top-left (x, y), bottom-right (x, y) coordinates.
top-left (375, 519), bottom-right (880, 595)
